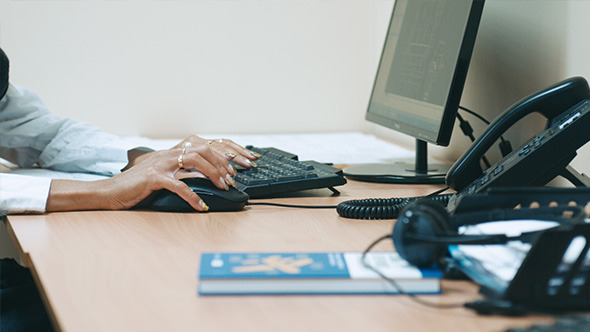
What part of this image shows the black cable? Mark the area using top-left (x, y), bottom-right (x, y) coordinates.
top-left (361, 234), bottom-right (465, 310)
top-left (458, 106), bottom-right (491, 125)
top-left (458, 106), bottom-right (513, 157)
top-left (336, 197), bottom-right (416, 220)
top-left (336, 189), bottom-right (453, 220)
top-left (247, 202), bottom-right (337, 209)
top-left (459, 106), bottom-right (511, 146)
top-left (247, 188), bottom-right (454, 221)
top-left (456, 112), bottom-right (492, 168)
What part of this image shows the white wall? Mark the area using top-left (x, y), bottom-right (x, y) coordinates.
top-left (2, 0), bottom-right (590, 177)
top-left (0, 0), bottom-right (380, 138)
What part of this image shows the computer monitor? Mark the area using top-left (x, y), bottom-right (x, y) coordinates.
top-left (344, 0), bottom-right (485, 184)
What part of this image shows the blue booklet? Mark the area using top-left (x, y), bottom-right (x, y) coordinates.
top-left (198, 252), bottom-right (442, 295)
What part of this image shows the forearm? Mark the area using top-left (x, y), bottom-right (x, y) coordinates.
top-left (46, 179), bottom-right (114, 212)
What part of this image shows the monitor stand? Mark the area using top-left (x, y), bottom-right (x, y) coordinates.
top-left (343, 139), bottom-right (450, 184)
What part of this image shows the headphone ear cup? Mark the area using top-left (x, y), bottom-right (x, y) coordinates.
top-left (419, 200), bottom-right (453, 234)
top-left (392, 200), bottom-right (452, 267)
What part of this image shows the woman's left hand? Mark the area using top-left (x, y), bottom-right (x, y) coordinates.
top-left (174, 135), bottom-right (260, 169)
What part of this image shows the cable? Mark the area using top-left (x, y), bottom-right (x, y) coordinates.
top-left (458, 106), bottom-right (491, 125)
top-left (361, 234), bottom-right (465, 310)
top-left (336, 188), bottom-right (453, 220)
top-left (458, 106), bottom-right (513, 157)
top-left (456, 112), bottom-right (492, 168)
top-left (247, 188), bottom-right (454, 221)
top-left (247, 202), bottom-right (337, 209)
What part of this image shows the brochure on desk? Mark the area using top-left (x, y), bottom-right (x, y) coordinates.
top-left (198, 252), bottom-right (442, 295)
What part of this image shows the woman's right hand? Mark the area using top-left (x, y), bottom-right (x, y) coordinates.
top-left (47, 142), bottom-right (239, 212)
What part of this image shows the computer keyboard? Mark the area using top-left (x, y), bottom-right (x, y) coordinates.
top-left (233, 146), bottom-right (347, 198)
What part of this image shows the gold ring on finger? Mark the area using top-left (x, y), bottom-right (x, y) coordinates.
top-left (177, 154), bottom-right (184, 169)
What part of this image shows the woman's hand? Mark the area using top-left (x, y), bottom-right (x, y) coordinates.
top-left (128, 136), bottom-right (259, 172)
top-left (173, 135), bottom-right (260, 169)
top-left (47, 136), bottom-right (258, 212)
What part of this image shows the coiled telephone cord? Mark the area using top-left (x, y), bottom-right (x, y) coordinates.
top-left (336, 192), bottom-right (453, 220)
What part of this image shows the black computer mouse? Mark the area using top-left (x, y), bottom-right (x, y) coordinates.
top-left (149, 177), bottom-right (249, 212)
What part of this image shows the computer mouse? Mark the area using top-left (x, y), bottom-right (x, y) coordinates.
top-left (149, 177), bottom-right (249, 212)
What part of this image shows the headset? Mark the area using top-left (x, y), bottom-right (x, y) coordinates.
top-left (392, 199), bottom-right (586, 268)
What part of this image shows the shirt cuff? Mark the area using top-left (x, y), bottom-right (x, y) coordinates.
top-left (0, 173), bottom-right (52, 215)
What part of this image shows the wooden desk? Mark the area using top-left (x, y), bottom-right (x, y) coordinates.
top-left (6, 180), bottom-right (551, 332)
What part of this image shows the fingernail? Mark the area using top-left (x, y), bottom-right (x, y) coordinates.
top-left (200, 200), bottom-right (209, 212)
top-left (219, 176), bottom-right (230, 190)
top-left (229, 165), bottom-right (236, 176)
top-left (250, 151), bottom-right (262, 158)
top-left (247, 160), bottom-right (258, 167)
top-left (226, 174), bottom-right (237, 187)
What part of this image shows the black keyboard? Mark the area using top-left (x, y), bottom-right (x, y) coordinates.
top-left (233, 146), bottom-right (347, 198)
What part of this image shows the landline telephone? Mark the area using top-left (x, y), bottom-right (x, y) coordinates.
top-left (337, 76), bottom-right (590, 219)
top-left (446, 76), bottom-right (590, 212)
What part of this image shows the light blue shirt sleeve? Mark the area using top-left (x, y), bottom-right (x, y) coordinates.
top-left (0, 83), bottom-right (137, 175)
top-left (0, 83), bottom-right (138, 214)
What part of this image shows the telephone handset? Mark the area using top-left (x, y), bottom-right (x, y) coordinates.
top-left (446, 76), bottom-right (590, 212)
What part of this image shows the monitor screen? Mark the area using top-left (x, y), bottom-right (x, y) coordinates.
top-left (366, 0), bottom-right (484, 146)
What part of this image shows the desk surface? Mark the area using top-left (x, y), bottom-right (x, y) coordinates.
top-left (7, 180), bottom-right (551, 332)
